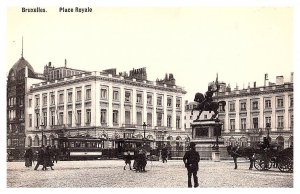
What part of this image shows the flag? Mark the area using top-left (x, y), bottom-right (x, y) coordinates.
top-left (215, 73), bottom-right (219, 90)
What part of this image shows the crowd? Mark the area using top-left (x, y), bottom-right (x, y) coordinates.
top-left (23, 145), bottom-right (60, 170)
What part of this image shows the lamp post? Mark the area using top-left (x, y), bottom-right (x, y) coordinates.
top-left (142, 122), bottom-right (147, 141)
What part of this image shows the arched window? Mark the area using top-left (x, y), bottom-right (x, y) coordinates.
top-left (240, 137), bottom-right (247, 147)
top-left (27, 136), bottom-right (32, 147)
top-left (42, 135), bottom-right (47, 146)
top-left (229, 137), bottom-right (236, 146)
top-left (147, 135), bottom-right (153, 140)
top-left (288, 136), bottom-right (293, 148)
top-left (34, 135), bottom-right (39, 146)
top-left (135, 134), bottom-right (143, 139)
top-left (276, 136), bottom-right (284, 148)
top-left (49, 135), bottom-right (54, 146)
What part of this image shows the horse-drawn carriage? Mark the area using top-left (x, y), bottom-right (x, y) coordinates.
top-left (227, 143), bottom-right (293, 173)
top-left (253, 145), bottom-right (293, 173)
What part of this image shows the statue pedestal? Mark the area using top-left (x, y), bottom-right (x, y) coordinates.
top-left (212, 151), bottom-right (220, 162)
top-left (190, 119), bottom-right (223, 160)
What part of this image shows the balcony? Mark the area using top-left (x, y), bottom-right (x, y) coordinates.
top-left (122, 124), bottom-right (137, 128)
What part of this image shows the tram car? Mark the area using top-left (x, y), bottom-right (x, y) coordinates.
top-left (56, 136), bottom-right (105, 160)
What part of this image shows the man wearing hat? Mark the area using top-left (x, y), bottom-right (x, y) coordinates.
top-left (183, 142), bottom-right (200, 188)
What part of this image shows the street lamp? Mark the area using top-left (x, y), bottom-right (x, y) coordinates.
top-left (143, 122), bottom-right (147, 140)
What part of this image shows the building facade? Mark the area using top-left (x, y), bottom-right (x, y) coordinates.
top-left (185, 75), bottom-right (293, 150)
top-left (24, 68), bottom-right (189, 153)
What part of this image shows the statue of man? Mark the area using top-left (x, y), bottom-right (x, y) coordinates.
top-left (201, 84), bottom-right (219, 108)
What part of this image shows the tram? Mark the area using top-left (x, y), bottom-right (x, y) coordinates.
top-left (56, 136), bottom-right (105, 160)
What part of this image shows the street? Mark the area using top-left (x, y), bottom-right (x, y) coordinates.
top-left (7, 159), bottom-right (293, 188)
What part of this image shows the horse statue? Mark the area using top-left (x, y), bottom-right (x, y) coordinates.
top-left (191, 92), bottom-right (226, 120)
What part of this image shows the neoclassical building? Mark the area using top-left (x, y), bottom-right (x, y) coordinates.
top-left (24, 67), bottom-right (188, 151)
top-left (185, 74), bottom-right (294, 149)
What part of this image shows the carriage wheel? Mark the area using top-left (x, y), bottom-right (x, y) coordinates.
top-left (278, 156), bottom-right (293, 173)
top-left (254, 154), bottom-right (270, 171)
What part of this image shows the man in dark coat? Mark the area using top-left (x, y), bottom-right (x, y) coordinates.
top-left (34, 145), bottom-right (45, 170)
top-left (183, 142), bottom-right (200, 188)
top-left (24, 146), bottom-right (33, 167)
top-left (161, 144), bottom-right (168, 163)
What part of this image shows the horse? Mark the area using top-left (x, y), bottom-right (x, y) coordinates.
top-left (191, 92), bottom-right (226, 120)
top-left (226, 145), bottom-right (258, 170)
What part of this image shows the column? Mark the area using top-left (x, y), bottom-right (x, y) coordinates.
top-left (224, 99), bottom-right (229, 133)
top-left (120, 86), bottom-right (125, 126)
top-left (235, 98), bottom-right (240, 132)
top-left (172, 95), bottom-right (176, 130)
top-left (284, 92), bottom-right (289, 130)
top-left (108, 84), bottom-right (113, 127)
top-left (163, 92), bottom-right (167, 127)
top-left (143, 90), bottom-right (147, 124)
top-left (94, 78), bottom-right (100, 127)
top-left (259, 95), bottom-right (264, 129)
top-left (271, 95), bottom-right (276, 131)
top-left (246, 97), bottom-right (251, 130)
top-left (72, 87), bottom-right (76, 127)
top-left (132, 89), bottom-right (137, 125)
top-left (64, 89), bottom-right (67, 126)
top-left (181, 96), bottom-right (185, 131)
top-left (153, 92), bottom-right (157, 127)
top-left (81, 86), bottom-right (84, 127)
top-left (46, 91), bottom-right (50, 129)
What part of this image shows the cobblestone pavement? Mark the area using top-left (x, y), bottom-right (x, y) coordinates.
top-left (7, 160), bottom-right (293, 188)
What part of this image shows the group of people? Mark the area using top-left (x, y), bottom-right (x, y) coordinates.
top-left (123, 144), bottom-right (147, 172)
top-left (24, 145), bottom-right (60, 170)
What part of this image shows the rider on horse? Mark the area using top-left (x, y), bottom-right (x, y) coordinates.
top-left (199, 85), bottom-right (219, 109)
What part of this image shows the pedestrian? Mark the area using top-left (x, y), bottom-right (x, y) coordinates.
top-left (123, 151), bottom-right (132, 170)
top-left (34, 145), bottom-right (45, 170)
top-left (183, 142), bottom-right (200, 188)
top-left (24, 146), bottom-right (33, 167)
top-left (43, 146), bottom-right (54, 170)
top-left (161, 144), bottom-right (168, 163)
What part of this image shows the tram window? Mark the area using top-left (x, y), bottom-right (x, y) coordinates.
top-left (75, 142), bottom-right (81, 147)
top-left (70, 142), bottom-right (75, 148)
top-left (81, 142), bottom-right (85, 148)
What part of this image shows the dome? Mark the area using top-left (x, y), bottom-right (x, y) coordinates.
top-left (11, 57), bottom-right (35, 74)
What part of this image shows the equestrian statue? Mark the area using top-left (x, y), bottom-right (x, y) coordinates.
top-left (191, 78), bottom-right (226, 120)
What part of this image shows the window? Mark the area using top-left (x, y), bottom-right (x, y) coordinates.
top-left (265, 116), bottom-right (271, 128)
top-left (125, 111), bottom-right (131, 124)
top-left (125, 91), bottom-right (131, 102)
top-left (265, 99), bottom-right (271, 109)
top-left (59, 112), bottom-right (64, 125)
top-left (147, 113), bottom-right (152, 126)
top-left (113, 110), bottom-right (119, 124)
top-left (290, 115), bottom-right (294, 128)
top-left (252, 101), bottom-right (258, 110)
top-left (167, 97), bottom-right (172, 107)
top-left (76, 89), bottom-right (82, 102)
top-left (240, 102), bottom-right (246, 111)
top-left (277, 98), bottom-right (284, 108)
top-left (42, 95), bottom-right (47, 106)
top-left (68, 111), bottom-right (72, 125)
top-left (50, 111), bottom-right (55, 126)
top-left (157, 96), bottom-right (162, 107)
top-left (230, 119), bottom-right (235, 130)
top-left (59, 93), bottom-right (64, 104)
top-left (100, 109), bottom-right (107, 124)
top-left (35, 96), bottom-right (40, 107)
top-left (29, 114), bottom-right (32, 127)
top-left (86, 109), bottom-right (91, 124)
top-left (277, 116), bottom-right (284, 128)
top-left (240, 118), bottom-right (246, 130)
top-left (147, 94), bottom-right (152, 105)
top-left (50, 93), bottom-right (55, 105)
top-left (176, 98), bottom-right (181, 108)
top-left (253, 118), bottom-right (258, 129)
top-left (229, 102), bottom-right (235, 112)
top-left (101, 88), bottom-right (107, 99)
top-left (68, 91), bottom-right (73, 103)
top-left (113, 90), bottom-right (119, 101)
top-left (136, 93), bottom-right (142, 104)
top-left (35, 113), bottom-right (40, 127)
top-left (86, 88), bottom-right (91, 100)
top-left (29, 99), bottom-right (32, 108)
top-left (167, 115), bottom-right (172, 127)
top-left (76, 110), bottom-right (81, 125)
top-left (43, 112), bottom-right (47, 126)
top-left (290, 96), bottom-right (293, 107)
top-left (176, 116), bottom-right (180, 129)
top-left (157, 113), bottom-right (163, 127)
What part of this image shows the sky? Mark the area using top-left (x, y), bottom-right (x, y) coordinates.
top-left (5, 5), bottom-right (293, 101)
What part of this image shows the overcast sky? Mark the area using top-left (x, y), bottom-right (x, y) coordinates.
top-left (6, 6), bottom-right (293, 101)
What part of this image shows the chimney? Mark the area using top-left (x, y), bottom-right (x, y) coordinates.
top-left (276, 76), bottom-right (284, 85)
top-left (25, 66), bottom-right (28, 78)
top-left (65, 59), bottom-right (67, 67)
top-left (49, 62), bottom-right (51, 67)
top-left (253, 82), bottom-right (256, 88)
top-left (290, 72), bottom-right (294, 83)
